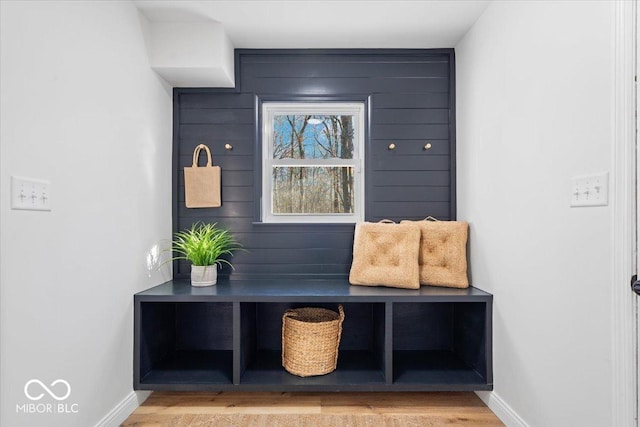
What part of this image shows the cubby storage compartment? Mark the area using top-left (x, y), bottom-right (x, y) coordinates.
top-left (134, 279), bottom-right (492, 391)
top-left (136, 302), bottom-right (233, 389)
top-left (392, 302), bottom-right (489, 389)
top-left (239, 302), bottom-right (386, 389)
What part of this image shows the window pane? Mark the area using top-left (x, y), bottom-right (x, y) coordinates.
top-left (272, 115), bottom-right (355, 160)
top-left (272, 166), bottom-right (354, 214)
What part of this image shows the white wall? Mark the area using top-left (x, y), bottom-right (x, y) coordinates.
top-left (456, 1), bottom-right (615, 426)
top-left (0, 2), bottom-right (172, 426)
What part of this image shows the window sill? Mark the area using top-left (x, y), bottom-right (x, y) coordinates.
top-left (251, 221), bottom-right (356, 228)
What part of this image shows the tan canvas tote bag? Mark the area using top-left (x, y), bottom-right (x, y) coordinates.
top-left (184, 144), bottom-right (221, 208)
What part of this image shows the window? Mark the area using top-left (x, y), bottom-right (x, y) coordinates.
top-left (261, 102), bottom-right (365, 223)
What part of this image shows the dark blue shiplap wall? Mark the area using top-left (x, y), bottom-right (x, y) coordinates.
top-left (174, 49), bottom-right (455, 280)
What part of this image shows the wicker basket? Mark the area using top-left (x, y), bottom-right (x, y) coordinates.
top-left (282, 305), bottom-right (345, 377)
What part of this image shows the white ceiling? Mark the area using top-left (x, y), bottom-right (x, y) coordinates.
top-left (134, 0), bottom-right (490, 48)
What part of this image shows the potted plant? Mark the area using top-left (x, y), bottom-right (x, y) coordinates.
top-left (170, 222), bottom-right (242, 286)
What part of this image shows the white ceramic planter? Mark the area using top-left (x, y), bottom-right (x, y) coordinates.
top-left (191, 265), bottom-right (217, 286)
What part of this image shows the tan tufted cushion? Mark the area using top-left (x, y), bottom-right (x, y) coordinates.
top-left (402, 220), bottom-right (469, 288)
top-left (349, 221), bottom-right (421, 289)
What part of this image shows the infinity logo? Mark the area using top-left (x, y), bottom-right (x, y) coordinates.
top-left (24, 379), bottom-right (71, 401)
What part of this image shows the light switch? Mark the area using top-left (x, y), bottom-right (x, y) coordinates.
top-left (570, 172), bottom-right (608, 207)
top-left (11, 176), bottom-right (51, 211)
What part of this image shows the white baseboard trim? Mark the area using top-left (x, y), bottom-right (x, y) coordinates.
top-left (476, 391), bottom-right (529, 427)
top-left (94, 390), bottom-right (152, 427)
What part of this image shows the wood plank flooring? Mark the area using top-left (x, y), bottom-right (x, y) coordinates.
top-left (123, 391), bottom-right (504, 427)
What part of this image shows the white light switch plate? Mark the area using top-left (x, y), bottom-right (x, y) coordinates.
top-left (570, 172), bottom-right (608, 207)
top-left (11, 176), bottom-right (51, 211)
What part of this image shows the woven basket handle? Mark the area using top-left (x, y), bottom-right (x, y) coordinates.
top-left (378, 219), bottom-right (396, 224)
top-left (422, 216), bottom-right (439, 222)
top-left (282, 309), bottom-right (298, 319)
top-left (192, 144), bottom-right (213, 167)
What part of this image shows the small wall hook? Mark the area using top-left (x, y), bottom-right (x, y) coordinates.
top-left (423, 143), bottom-right (432, 150)
top-left (388, 143), bottom-right (396, 150)
top-left (224, 143), bottom-right (233, 151)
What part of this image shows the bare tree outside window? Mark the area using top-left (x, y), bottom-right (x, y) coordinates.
top-left (262, 103), bottom-right (364, 223)
top-left (272, 115), bottom-right (355, 214)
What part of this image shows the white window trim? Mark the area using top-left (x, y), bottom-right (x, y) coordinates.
top-left (261, 102), bottom-right (365, 223)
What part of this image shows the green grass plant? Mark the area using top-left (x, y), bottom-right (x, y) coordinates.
top-left (170, 222), bottom-right (241, 268)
